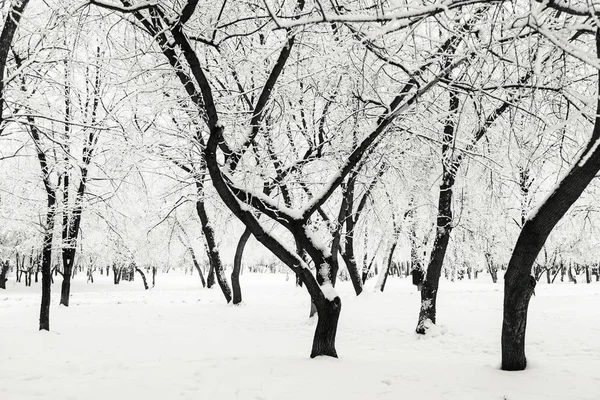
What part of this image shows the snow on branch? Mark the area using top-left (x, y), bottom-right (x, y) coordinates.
top-left (264, 0), bottom-right (501, 29)
top-left (88, 0), bottom-right (158, 13)
top-left (528, 22), bottom-right (600, 70)
top-left (536, 0), bottom-right (600, 16)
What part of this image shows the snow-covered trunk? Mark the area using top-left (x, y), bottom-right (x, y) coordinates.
top-left (417, 172), bottom-right (454, 334)
top-left (232, 227), bottom-right (251, 304)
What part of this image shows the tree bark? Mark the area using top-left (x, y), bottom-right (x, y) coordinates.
top-left (60, 249), bottom-right (74, 306)
top-left (0, 261), bottom-right (8, 289)
top-left (188, 244), bottom-right (206, 287)
top-left (417, 172), bottom-right (454, 334)
top-left (39, 198), bottom-right (55, 331)
top-left (206, 260), bottom-right (215, 288)
top-left (416, 87), bottom-right (459, 334)
top-left (195, 180), bottom-right (231, 302)
top-left (135, 267), bottom-right (149, 290)
top-left (310, 296), bottom-right (341, 358)
top-left (378, 242), bottom-right (398, 292)
top-left (112, 265), bottom-right (121, 284)
top-left (232, 227), bottom-right (251, 304)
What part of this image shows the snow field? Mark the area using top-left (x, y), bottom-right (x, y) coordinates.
top-left (1, 273), bottom-right (600, 400)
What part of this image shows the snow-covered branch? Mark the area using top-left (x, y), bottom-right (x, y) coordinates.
top-left (88, 0), bottom-right (158, 13)
top-left (264, 0), bottom-right (502, 29)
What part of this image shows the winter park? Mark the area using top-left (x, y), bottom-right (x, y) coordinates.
top-left (2, 1), bottom-right (600, 399)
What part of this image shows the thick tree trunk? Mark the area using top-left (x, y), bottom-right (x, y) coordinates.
top-left (232, 227), bottom-right (251, 304)
top-left (310, 296), bottom-right (341, 358)
top-left (502, 235), bottom-right (539, 371)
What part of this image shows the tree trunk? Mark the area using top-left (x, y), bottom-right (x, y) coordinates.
top-left (152, 266), bottom-right (157, 287)
top-left (417, 173), bottom-right (454, 334)
top-left (39, 201), bottom-right (55, 331)
top-left (188, 246), bottom-right (206, 287)
top-left (310, 296), bottom-right (341, 358)
top-left (60, 249), bottom-right (75, 306)
top-left (135, 267), bottom-right (149, 290)
top-left (232, 227), bottom-right (251, 304)
top-left (195, 182), bottom-right (232, 303)
top-left (377, 242), bottom-right (397, 292)
top-left (206, 261), bottom-right (215, 288)
top-left (113, 265), bottom-right (121, 284)
top-left (0, 261), bottom-right (8, 289)
top-left (568, 265), bottom-right (577, 284)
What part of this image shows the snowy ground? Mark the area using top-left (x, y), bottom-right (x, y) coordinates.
top-left (2, 272), bottom-right (600, 400)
